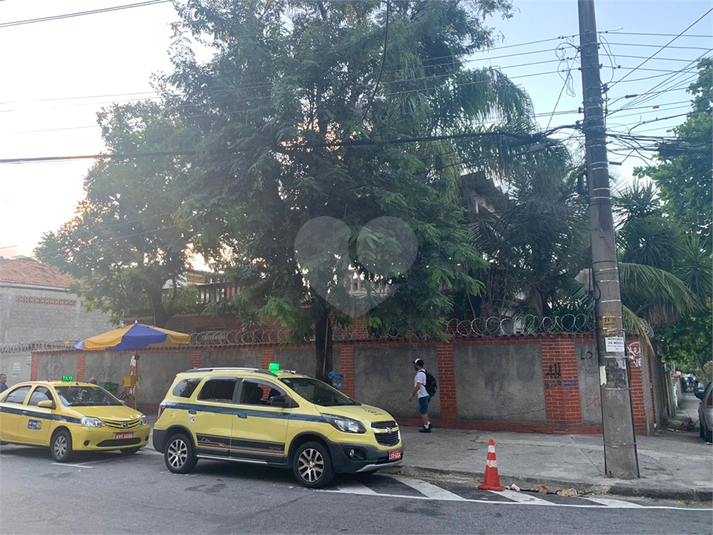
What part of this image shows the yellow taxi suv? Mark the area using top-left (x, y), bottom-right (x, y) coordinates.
top-left (0, 380), bottom-right (151, 462)
top-left (153, 367), bottom-right (403, 488)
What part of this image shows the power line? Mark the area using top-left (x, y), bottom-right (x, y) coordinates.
top-left (602, 31), bottom-right (713, 39)
top-left (362, 0), bottom-right (390, 121)
top-left (607, 8), bottom-right (713, 90)
top-left (0, 0), bottom-right (171, 29)
top-left (603, 42), bottom-right (712, 51)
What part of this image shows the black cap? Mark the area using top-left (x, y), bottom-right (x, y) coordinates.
top-left (413, 358), bottom-right (424, 367)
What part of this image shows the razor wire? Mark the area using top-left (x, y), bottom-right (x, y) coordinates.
top-left (3, 314), bottom-right (596, 354)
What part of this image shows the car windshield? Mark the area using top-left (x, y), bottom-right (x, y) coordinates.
top-left (55, 386), bottom-right (121, 407)
top-left (280, 378), bottom-right (359, 407)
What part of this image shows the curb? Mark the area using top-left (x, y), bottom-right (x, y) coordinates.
top-left (381, 465), bottom-right (713, 502)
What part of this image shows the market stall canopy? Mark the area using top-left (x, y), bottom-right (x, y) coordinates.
top-left (75, 323), bottom-right (191, 351)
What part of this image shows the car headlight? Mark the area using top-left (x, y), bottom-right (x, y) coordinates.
top-left (80, 417), bottom-right (105, 428)
top-left (141, 415), bottom-right (148, 426)
top-left (322, 414), bottom-right (366, 434)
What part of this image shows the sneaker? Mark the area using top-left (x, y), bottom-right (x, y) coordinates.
top-left (427, 423), bottom-right (434, 430)
top-left (418, 426), bottom-right (431, 433)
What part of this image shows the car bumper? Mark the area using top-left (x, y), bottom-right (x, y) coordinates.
top-left (326, 440), bottom-right (404, 474)
top-left (153, 427), bottom-right (167, 453)
top-left (70, 425), bottom-right (151, 451)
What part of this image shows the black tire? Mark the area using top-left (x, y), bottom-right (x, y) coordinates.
top-left (700, 420), bottom-right (705, 438)
top-left (51, 429), bottom-right (73, 462)
top-left (164, 433), bottom-right (197, 474)
top-left (705, 426), bottom-right (712, 443)
top-left (292, 441), bottom-right (334, 489)
top-left (119, 447), bottom-right (142, 455)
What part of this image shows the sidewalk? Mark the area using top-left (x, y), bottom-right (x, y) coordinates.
top-left (386, 393), bottom-right (712, 502)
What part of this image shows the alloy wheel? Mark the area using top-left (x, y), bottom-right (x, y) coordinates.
top-left (297, 447), bottom-right (324, 483)
top-left (167, 438), bottom-right (188, 469)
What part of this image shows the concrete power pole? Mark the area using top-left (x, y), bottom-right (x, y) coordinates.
top-left (577, 0), bottom-right (640, 479)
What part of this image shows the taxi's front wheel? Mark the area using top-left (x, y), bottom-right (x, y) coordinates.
top-left (164, 433), bottom-right (197, 474)
top-left (292, 441), bottom-right (334, 489)
top-left (51, 430), bottom-right (73, 462)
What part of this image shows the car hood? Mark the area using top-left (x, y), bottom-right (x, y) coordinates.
top-left (318, 404), bottom-right (396, 424)
top-left (65, 405), bottom-right (145, 420)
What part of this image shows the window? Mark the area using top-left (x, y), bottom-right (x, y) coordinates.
top-left (172, 378), bottom-right (201, 399)
top-left (197, 378), bottom-right (237, 402)
top-left (29, 387), bottom-right (54, 406)
top-left (240, 380), bottom-right (286, 405)
top-left (280, 378), bottom-right (359, 406)
top-left (4, 386), bottom-right (31, 405)
top-left (55, 386), bottom-right (121, 407)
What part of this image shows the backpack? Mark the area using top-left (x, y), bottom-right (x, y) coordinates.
top-left (423, 370), bottom-right (437, 397)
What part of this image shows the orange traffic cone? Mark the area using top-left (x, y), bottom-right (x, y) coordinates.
top-left (478, 439), bottom-right (506, 491)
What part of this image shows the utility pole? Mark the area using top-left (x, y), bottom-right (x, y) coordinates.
top-left (578, 0), bottom-right (640, 479)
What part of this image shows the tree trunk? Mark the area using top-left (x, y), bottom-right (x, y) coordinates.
top-left (314, 306), bottom-right (333, 382)
top-left (146, 287), bottom-right (170, 328)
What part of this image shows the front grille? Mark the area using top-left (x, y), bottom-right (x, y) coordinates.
top-left (97, 438), bottom-right (141, 447)
top-left (374, 431), bottom-right (400, 447)
top-left (371, 420), bottom-right (397, 429)
top-left (100, 417), bottom-right (142, 430)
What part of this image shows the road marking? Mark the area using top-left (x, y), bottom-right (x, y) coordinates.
top-left (333, 479), bottom-right (379, 495)
top-left (389, 475), bottom-right (465, 501)
top-left (51, 463), bottom-right (93, 469)
top-left (497, 489), bottom-right (555, 505)
top-left (585, 497), bottom-right (644, 508)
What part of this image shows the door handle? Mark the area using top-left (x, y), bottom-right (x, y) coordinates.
top-left (188, 409), bottom-right (196, 415)
top-left (236, 413), bottom-right (247, 419)
top-left (22, 410), bottom-right (28, 415)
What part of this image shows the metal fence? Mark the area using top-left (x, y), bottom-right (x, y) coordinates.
top-left (1, 314), bottom-right (596, 354)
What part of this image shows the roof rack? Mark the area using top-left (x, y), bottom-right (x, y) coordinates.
top-left (184, 367), bottom-right (259, 373)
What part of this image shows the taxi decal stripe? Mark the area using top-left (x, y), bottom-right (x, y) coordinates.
top-left (195, 433), bottom-right (285, 453)
top-left (162, 401), bottom-right (328, 423)
top-left (0, 405), bottom-right (81, 424)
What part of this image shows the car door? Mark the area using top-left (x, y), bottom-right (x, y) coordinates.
top-left (192, 377), bottom-right (239, 458)
top-left (0, 386), bottom-right (32, 442)
top-left (232, 378), bottom-right (292, 462)
top-left (20, 386), bottom-right (56, 446)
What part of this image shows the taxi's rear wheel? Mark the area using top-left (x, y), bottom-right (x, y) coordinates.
top-left (165, 433), bottom-right (197, 474)
top-left (293, 441), bottom-right (334, 489)
top-left (51, 429), bottom-right (73, 462)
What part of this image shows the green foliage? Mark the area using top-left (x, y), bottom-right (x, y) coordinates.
top-left (35, 102), bottom-right (196, 327)
top-left (656, 300), bottom-right (712, 375)
top-left (163, 0), bottom-right (527, 376)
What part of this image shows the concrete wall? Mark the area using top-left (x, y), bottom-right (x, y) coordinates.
top-left (0, 285), bottom-right (113, 344)
top-left (453, 344), bottom-right (546, 423)
top-left (136, 352), bottom-right (192, 408)
top-left (84, 351), bottom-right (128, 387)
top-left (0, 353), bottom-right (33, 384)
top-left (274, 349), bottom-right (341, 377)
top-left (201, 350), bottom-right (262, 370)
top-left (36, 353), bottom-right (79, 382)
top-left (353, 346), bottom-right (440, 420)
top-left (575, 342), bottom-right (602, 426)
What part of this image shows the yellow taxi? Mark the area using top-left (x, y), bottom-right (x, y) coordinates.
top-left (153, 367), bottom-right (403, 488)
top-left (0, 379), bottom-right (151, 462)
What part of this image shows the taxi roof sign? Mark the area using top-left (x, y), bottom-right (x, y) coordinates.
top-left (61, 375), bottom-right (73, 382)
top-left (268, 362), bottom-right (280, 372)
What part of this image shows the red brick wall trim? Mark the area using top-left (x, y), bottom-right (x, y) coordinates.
top-left (541, 339), bottom-right (583, 432)
top-left (76, 353), bottom-right (86, 382)
top-left (436, 344), bottom-right (457, 420)
top-left (30, 353), bottom-right (39, 381)
top-left (190, 350), bottom-right (202, 369)
top-left (261, 348), bottom-right (274, 369)
top-left (340, 346), bottom-right (355, 398)
top-left (399, 418), bottom-right (603, 435)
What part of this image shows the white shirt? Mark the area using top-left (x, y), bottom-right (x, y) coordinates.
top-left (414, 369), bottom-right (428, 398)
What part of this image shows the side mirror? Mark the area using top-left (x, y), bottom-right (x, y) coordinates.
top-left (37, 400), bottom-right (55, 409)
top-left (694, 391), bottom-right (705, 400)
top-left (268, 395), bottom-right (290, 408)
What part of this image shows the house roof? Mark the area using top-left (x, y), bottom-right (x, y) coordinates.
top-left (0, 256), bottom-right (75, 289)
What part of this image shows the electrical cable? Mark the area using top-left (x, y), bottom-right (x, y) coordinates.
top-left (362, 0), bottom-right (390, 121)
top-left (0, 0), bottom-right (171, 28)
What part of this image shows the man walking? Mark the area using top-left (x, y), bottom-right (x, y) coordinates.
top-left (0, 373), bottom-right (8, 394)
top-left (409, 359), bottom-right (432, 433)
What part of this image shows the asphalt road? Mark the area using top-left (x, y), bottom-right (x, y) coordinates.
top-left (0, 444), bottom-right (710, 535)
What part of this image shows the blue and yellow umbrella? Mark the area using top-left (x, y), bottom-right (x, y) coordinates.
top-left (75, 323), bottom-right (190, 351)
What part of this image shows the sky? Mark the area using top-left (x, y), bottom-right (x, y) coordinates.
top-left (0, 0), bottom-right (711, 259)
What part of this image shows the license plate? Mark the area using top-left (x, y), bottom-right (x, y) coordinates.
top-left (388, 449), bottom-right (402, 461)
top-left (115, 432), bottom-right (134, 440)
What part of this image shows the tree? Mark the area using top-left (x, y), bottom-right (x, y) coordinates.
top-left (164, 0), bottom-right (536, 379)
top-left (36, 102), bottom-right (198, 327)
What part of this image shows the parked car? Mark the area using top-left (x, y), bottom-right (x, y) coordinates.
top-left (0, 380), bottom-right (151, 461)
top-left (153, 367), bottom-right (404, 488)
top-left (695, 382), bottom-right (712, 443)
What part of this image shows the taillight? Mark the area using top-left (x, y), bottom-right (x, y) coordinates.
top-left (707, 395), bottom-right (712, 408)
top-left (158, 401), bottom-right (166, 418)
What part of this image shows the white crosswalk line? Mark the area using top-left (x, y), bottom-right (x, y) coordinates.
top-left (497, 489), bottom-right (553, 505)
top-left (51, 462), bottom-right (93, 469)
top-left (333, 479), bottom-right (379, 495)
top-left (389, 475), bottom-right (466, 501)
top-left (585, 496), bottom-right (644, 508)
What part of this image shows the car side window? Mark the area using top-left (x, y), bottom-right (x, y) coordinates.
top-left (240, 380), bottom-right (286, 406)
top-left (28, 386), bottom-right (54, 407)
top-left (197, 378), bottom-right (238, 403)
top-left (172, 378), bottom-right (201, 398)
top-left (4, 386), bottom-right (31, 405)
